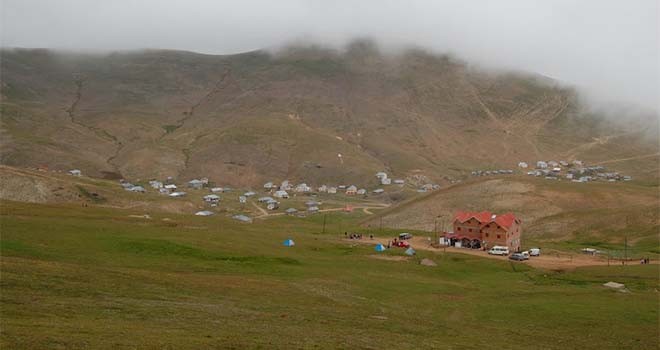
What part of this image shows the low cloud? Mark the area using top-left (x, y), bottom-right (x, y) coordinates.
top-left (2, 0), bottom-right (658, 112)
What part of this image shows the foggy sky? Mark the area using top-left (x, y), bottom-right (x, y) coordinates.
top-left (2, 0), bottom-right (658, 112)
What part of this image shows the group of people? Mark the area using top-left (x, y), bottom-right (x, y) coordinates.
top-left (345, 232), bottom-right (374, 240)
top-left (640, 257), bottom-right (651, 264)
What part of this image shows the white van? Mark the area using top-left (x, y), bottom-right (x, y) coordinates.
top-left (488, 246), bottom-right (510, 256)
top-left (529, 248), bottom-right (541, 256)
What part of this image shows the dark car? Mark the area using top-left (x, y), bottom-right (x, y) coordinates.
top-left (509, 253), bottom-right (528, 261)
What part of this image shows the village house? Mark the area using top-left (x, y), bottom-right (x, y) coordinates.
top-left (263, 182), bottom-right (274, 190)
top-left (345, 185), bottom-right (357, 195)
top-left (239, 196), bottom-right (247, 203)
top-left (443, 211), bottom-right (522, 252)
top-left (203, 194), bottom-right (220, 204)
top-left (164, 184), bottom-right (177, 190)
top-left (159, 188), bottom-right (170, 195)
top-left (547, 161), bottom-right (559, 168)
top-left (373, 188), bottom-right (384, 194)
top-left (357, 188), bottom-right (367, 195)
top-left (317, 185), bottom-right (328, 193)
top-left (149, 180), bottom-right (163, 189)
top-left (285, 208), bottom-right (298, 215)
top-left (266, 200), bottom-right (279, 210)
top-left (258, 196), bottom-right (274, 203)
top-left (393, 179), bottom-right (405, 185)
top-left (169, 191), bottom-right (186, 197)
top-left (375, 172), bottom-right (387, 180)
top-left (559, 160), bottom-right (569, 167)
top-left (274, 190), bottom-right (289, 199)
top-left (244, 191), bottom-right (256, 197)
top-left (195, 210), bottom-right (214, 216)
top-left (188, 179), bottom-right (204, 189)
top-left (280, 180), bottom-right (292, 191)
top-left (210, 187), bottom-right (223, 193)
top-left (294, 183), bottom-right (311, 193)
top-left (518, 162), bottom-right (528, 169)
top-left (68, 169), bottom-right (82, 176)
top-left (128, 185), bottom-right (146, 193)
top-left (327, 187), bottom-right (337, 194)
top-left (536, 161), bottom-right (548, 169)
top-left (381, 177), bottom-right (392, 185)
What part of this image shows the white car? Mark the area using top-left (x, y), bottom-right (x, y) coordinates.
top-left (488, 246), bottom-right (509, 256)
top-left (529, 248), bottom-right (541, 256)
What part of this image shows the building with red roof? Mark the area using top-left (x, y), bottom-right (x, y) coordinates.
top-left (444, 211), bottom-right (522, 252)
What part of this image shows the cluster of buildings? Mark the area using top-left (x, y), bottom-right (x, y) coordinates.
top-left (442, 211), bottom-right (522, 252)
top-left (470, 169), bottom-right (514, 176)
top-left (524, 160), bottom-right (631, 182)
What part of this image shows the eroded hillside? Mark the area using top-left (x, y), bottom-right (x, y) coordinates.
top-left (1, 42), bottom-right (658, 186)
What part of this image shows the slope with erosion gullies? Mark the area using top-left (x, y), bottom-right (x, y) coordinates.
top-left (363, 176), bottom-right (659, 253)
top-left (1, 43), bottom-right (657, 186)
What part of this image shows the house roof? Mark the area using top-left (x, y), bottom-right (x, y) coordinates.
top-left (454, 211), bottom-right (492, 224)
top-left (453, 211), bottom-right (520, 230)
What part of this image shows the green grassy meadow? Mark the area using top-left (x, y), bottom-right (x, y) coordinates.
top-left (1, 200), bottom-right (658, 349)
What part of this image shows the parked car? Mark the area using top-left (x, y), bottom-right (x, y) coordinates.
top-left (488, 246), bottom-right (510, 256)
top-left (529, 248), bottom-right (541, 256)
top-left (509, 253), bottom-right (528, 261)
top-left (394, 240), bottom-right (410, 248)
top-left (399, 233), bottom-right (413, 240)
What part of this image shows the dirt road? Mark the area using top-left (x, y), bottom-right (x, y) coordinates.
top-left (349, 236), bottom-right (654, 270)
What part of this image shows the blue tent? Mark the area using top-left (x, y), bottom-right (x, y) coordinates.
top-left (283, 239), bottom-right (295, 247)
top-left (374, 244), bottom-right (386, 252)
top-left (405, 247), bottom-right (416, 256)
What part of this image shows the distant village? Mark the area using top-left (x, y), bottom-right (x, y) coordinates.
top-left (65, 157), bottom-right (632, 223)
top-left (471, 159), bottom-right (632, 183)
top-left (64, 169), bottom-right (440, 223)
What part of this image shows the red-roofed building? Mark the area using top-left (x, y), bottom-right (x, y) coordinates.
top-left (444, 211), bottom-right (522, 252)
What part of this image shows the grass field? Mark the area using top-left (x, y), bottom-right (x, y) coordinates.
top-left (1, 200), bottom-right (659, 349)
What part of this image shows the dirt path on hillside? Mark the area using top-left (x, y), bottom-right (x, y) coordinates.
top-left (348, 236), bottom-right (655, 270)
top-left (590, 152), bottom-right (660, 166)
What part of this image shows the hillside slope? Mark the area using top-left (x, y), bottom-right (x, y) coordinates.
top-left (1, 41), bottom-right (658, 186)
top-left (363, 176), bottom-right (659, 255)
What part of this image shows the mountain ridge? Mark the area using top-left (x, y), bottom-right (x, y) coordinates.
top-left (1, 42), bottom-right (658, 186)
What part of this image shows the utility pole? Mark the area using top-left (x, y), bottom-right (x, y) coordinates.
top-left (322, 214), bottom-right (327, 234)
top-left (624, 235), bottom-right (627, 266)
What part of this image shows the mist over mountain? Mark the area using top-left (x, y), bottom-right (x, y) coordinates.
top-left (1, 41), bottom-right (658, 186)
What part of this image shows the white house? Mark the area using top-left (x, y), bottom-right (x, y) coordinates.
top-left (159, 188), bottom-right (171, 195)
top-left (357, 188), bottom-right (367, 195)
top-left (165, 184), bottom-right (178, 190)
top-left (317, 185), bottom-right (328, 193)
top-left (128, 186), bottom-right (145, 193)
top-left (345, 185), bottom-right (357, 195)
top-left (244, 191), bottom-right (256, 197)
top-left (210, 187), bottom-right (223, 193)
top-left (169, 191), bottom-right (186, 197)
top-left (266, 201), bottom-right (279, 210)
top-left (263, 182), bottom-right (274, 190)
top-left (536, 161), bottom-right (548, 169)
top-left (203, 194), bottom-right (220, 203)
top-left (294, 183), bottom-right (311, 193)
top-left (68, 169), bottom-right (82, 176)
top-left (274, 190), bottom-right (289, 199)
top-left (547, 161), bottom-right (559, 167)
top-left (375, 172), bottom-right (388, 180)
top-left (280, 180), bottom-right (292, 191)
top-left (148, 180), bottom-right (163, 189)
top-left (518, 162), bottom-right (528, 169)
top-left (195, 210), bottom-right (214, 216)
top-left (188, 179), bottom-right (204, 189)
top-left (393, 179), bottom-right (405, 185)
top-left (327, 187), bottom-right (337, 194)
top-left (381, 177), bottom-right (392, 185)
top-left (373, 188), bottom-right (384, 194)
top-left (239, 196), bottom-right (247, 203)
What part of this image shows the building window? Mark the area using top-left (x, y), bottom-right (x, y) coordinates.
top-left (457, 227), bottom-right (461, 231)
top-left (485, 233), bottom-right (489, 238)
top-left (468, 228), bottom-right (472, 232)
top-left (497, 234), bottom-right (501, 239)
